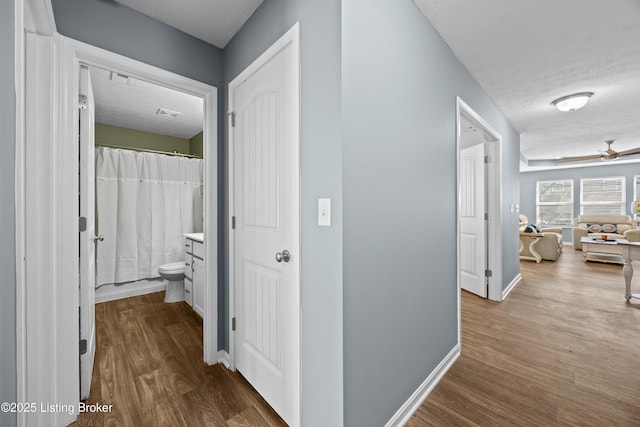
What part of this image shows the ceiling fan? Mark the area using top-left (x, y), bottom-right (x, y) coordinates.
top-left (529, 140), bottom-right (640, 166)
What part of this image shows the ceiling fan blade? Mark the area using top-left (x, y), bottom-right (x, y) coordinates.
top-left (616, 146), bottom-right (640, 157)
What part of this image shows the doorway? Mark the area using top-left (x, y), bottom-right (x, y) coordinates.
top-left (79, 62), bottom-right (209, 398)
top-left (19, 34), bottom-right (218, 425)
top-left (456, 98), bottom-right (502, 302)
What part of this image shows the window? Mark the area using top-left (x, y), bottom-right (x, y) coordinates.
top-left (580, 177), bottom-right (625, 215)
top-left (634, 175), bottom-right (640, 202)
top-left (536, 180), bottom-right (573, 226)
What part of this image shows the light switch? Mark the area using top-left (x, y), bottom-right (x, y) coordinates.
top-left (318, 198), bottom-right (331, 227)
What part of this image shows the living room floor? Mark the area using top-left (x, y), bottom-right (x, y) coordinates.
top-left (409, 245), bottom-right (640, 426)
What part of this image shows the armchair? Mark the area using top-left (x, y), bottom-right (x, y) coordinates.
top-left (519, 215), bottom-right (563, 262)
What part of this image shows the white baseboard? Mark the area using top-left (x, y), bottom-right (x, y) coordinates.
top-left (95, 278), bottom-right (166, 303)
top-left (502, 273), bottom-right (522, 300)
top-left (218, 350), bottom-right (231, 368)
top-left (385, 344), bottom-right (461, 427)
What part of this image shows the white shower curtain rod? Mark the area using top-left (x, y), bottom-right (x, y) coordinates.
top-left (96, 143), bottom-right (201, 158)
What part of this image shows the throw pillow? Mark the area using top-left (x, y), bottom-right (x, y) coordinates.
top-left (587, 223), bottom-right (618, 234)
top-left (524, 224), bottom-right (540, 233)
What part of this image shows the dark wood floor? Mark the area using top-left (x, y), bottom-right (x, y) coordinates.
top-left (76, 248), bottom-right (640, 426)
top-left (73, 292), bottom-right (286, 427)
top-left (408, 246), bottom-right (640, 426)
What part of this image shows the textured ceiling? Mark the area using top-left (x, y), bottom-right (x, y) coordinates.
top-left (114, 0), bottom-right (263, 48)
top-left (91, 0), bottom-right (263, 138)
top-left (413, 0), bottom-right (640, 169)
top-left (90, 66), bottom-right (203, 139)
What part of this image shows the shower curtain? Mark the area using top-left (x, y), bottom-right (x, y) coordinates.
top-left (95, 147), bottom-right (204, 287)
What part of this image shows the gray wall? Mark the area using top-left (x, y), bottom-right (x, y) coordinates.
top-left (521, 162), bottom-right (640, 243)
top-left (342, 0), bottom-right (520, 425)
top-left (222, 1), bottom-right (344, 425)
top-left (51, 0), bottom-right (222, 87)
top-left (1, 1), bottom-right (16, 426)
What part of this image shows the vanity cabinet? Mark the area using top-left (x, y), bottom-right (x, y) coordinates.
top-left (184, 236), bottom-right (204, 317)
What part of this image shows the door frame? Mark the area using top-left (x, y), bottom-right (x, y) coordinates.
top-left (456, 97), bottom-right (503, 311)
top-left (63, 36), bottom-right (219, 363)
top-left (227, 22), bottom-right (301, 422)
top-left (16, 17), bottom-right (218, 426)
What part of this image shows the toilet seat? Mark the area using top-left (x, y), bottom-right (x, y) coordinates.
top-left (159, 261), bottom-right (185, 274)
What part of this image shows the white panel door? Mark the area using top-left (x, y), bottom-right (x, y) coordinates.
top-left (232, 38), bottom-right (300, 426)
top-left (460, 143), bottom-right (487, 298)
top-left (79, 65), bottom-right (97, 399)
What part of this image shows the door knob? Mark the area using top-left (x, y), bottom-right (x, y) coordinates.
top-left (94, 234), bottom-right (104, 242)
top-left (275, 250), bottom-right (291, 263)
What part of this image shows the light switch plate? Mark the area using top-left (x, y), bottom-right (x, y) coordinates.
top-left (318, 198), bottom-right (331, 226)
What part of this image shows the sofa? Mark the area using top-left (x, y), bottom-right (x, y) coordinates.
top-left (519, 215), bottom-right (563, 262)
top-left (572, 215), bottom-right (640, 250)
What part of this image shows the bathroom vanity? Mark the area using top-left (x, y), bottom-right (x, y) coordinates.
top-left (184, 233), bottom-right (204, 317)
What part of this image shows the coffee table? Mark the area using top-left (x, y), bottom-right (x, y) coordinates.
top-left (580, 237), bottom-right (625, 264)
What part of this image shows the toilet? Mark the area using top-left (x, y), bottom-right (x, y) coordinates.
top-left (158, 262), bottom-right (185, 303)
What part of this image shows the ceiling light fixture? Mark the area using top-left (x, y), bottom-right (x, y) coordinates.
top-left (551, 92), bottom-right (593, 112)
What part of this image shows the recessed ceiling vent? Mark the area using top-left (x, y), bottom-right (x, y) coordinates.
top-left (156, 108), bottom-right (181, 118)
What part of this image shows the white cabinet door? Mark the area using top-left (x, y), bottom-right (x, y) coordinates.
top-left (193, 257), bottom-right (204, 317)
top-left (184, 277), bottom-right (193, 307)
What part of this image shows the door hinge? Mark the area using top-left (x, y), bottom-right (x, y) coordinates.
top-left (484, 213), bottom-right (489, 221)
top-left (227, 110), bottom-right (236, 127)
top-left (232, 317), bottom-right (236, 331)
top-left (79, 339), bottom-right (87, 355)
top-left (232, 216), bottom-right (236, 229)
top-left (79, 216), bottom-right (87, 232)
top-left (484, 155), bottom-right (491, 164)
top-left (78, 94), bottom-right (88, 110)
top-left (485, 269), bottom-right (493, 277)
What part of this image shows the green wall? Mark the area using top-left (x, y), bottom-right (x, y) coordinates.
top-left (95, 123), bottom-right (203, 158)
top-left (190, 131), bottom-right (204, 158)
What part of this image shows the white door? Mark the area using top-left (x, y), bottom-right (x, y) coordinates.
top-left (460, 143), bottom-right (487, 298)
top-left (231, 32), bottom-right (300, 426)
top-left (79, 65), bottom-right (97, 399)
